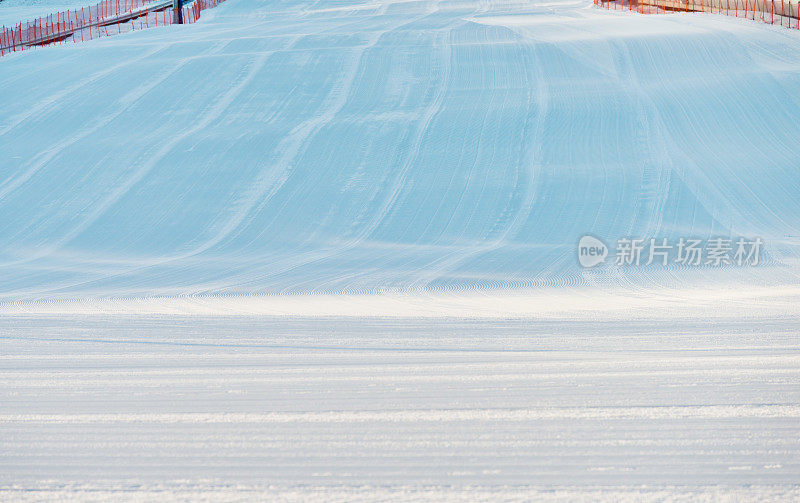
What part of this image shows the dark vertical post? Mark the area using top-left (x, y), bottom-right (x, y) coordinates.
top-left (173, 0), bottom-right (183, 24)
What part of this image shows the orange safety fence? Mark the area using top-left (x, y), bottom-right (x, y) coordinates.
top-left (595, 0), bottom-right (800, 29)
top-left (0, 0), bottom-right (226, 57)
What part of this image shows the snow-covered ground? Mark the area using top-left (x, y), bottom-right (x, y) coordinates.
top-left (1, 315), bottom-right (799, 500)
top-left (2, 0), bottom-right (799, 303)
top-left (1, 0), bottom-right (799, 499)
top-left (0, 0), bottom-right (104, 27)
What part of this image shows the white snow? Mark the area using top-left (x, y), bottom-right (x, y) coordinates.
top-left (1, 0), bottom-right (799, 306)
top-left (1, 315), bottom-right (799, 500)
top-left (0, 0), bottom-right (116, 27)
top-left (1, 0), bottom-right (799, 499)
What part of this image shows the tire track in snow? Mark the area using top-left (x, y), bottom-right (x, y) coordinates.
top-left (403, 30), bottom-right (549, 292)
top-left (187, 0), bottom-right (448, 259)
top-left (2, 1), bottom-right (450, 298)
top-left (11, 50), bottom-right (275, 266)
top-left (0, 45), bottom-right (168, 141)
top-left (244, 12), bottom-right (484, 296)
top-left (48, 0), bottom-right (453, 297)
top-left (0, 41), bottom-right (234, 245)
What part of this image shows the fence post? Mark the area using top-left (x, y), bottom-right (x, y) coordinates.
top-left (173, 0), bottom-right (184, 24)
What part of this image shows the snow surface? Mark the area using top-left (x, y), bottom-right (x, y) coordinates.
top-left (1, 0), bottom-right (800, 499)
top-left (1, 0), bottom-right (799, 307)
top-left (1, 315), bottom-right (799, 500)
top-left (0, 0), bottom-right (108, 27)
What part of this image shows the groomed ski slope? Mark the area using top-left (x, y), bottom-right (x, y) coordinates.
top-left (1, 316), bottom-right (799, 500)
top-left (2, 0), bottom-right (800, 500)
top-left (1, 0), bottom-right (799, 314)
